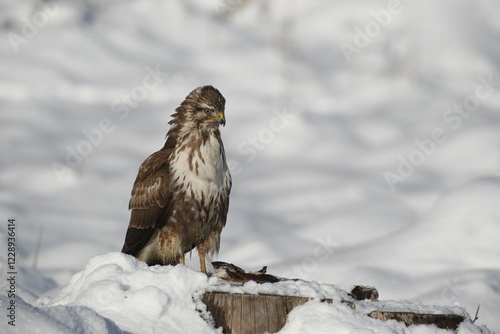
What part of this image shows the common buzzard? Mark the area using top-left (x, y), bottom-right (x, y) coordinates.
top-left (121, 85), bottom-right (232, 274)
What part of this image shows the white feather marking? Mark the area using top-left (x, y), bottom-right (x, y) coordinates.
top-left (171, 133), bottom-right (230, 201)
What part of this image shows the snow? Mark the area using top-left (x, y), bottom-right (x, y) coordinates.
top-left (40, 253), bottom-right (217, 334)
top-left (1, 0), bottom-right (500, 333)
top-left (10, 252), bottom-right (493, 334)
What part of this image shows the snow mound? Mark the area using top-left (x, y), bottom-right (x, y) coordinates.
top-left (0, 292), bottom-right (123, 334)
top-left (39, 252), bottom-right (218, 334)
top-left (31, 252), bottom-right (492, 334)
top-left (281, 300), bottom-right (489, 334)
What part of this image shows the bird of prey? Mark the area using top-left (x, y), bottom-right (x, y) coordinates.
top-left (121, 85), bottom-right (232, 274)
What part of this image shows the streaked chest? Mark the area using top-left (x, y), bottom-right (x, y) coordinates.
top-left (170, 134), bottom-right (230, 200)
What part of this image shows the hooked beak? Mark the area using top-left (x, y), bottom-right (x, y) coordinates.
top-left (217, 111), bottom-right (226, 127)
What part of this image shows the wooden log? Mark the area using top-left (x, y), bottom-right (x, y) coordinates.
top-left (202, 291), bottom-right (466, 334)
top-left (368, 311), bottom-right (464, 330)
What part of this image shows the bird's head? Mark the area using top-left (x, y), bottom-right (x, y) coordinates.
top-left (173, 85), bottom-right (226, 131)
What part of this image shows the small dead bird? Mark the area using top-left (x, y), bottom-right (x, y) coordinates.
top-left (212, 261), bottom-right (280, 284)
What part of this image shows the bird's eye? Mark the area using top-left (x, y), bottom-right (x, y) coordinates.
top-left (204, 109), bottom-right (212, 114)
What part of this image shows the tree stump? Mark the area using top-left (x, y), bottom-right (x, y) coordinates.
top-left (202, 291), bottom-right (330, 334)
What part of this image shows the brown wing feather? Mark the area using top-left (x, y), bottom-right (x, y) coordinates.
top-left (121, 146), bottom-right (174, 256)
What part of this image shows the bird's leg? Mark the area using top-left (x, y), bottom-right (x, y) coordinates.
top-left (197, 240), bottom-right (214, 274)
top-left (179, 254), bottom-right (185, 265)
top-left (199, 249), bottom-right (207, 274)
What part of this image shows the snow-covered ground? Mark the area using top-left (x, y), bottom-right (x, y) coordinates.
top-left (1, 0), bottom-right (499, 333)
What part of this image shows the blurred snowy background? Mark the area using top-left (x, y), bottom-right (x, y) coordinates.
top-left (1, 0), bottom-right (499, 332)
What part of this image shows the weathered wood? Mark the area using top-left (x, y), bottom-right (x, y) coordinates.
top-left (231, 294), bottom-right (242, 333)
top-left (368, 311), bottom-right (464, 331)
top-left (203, 291), bottom-right (467, 334)
top-left (203, 292), bottom-right (315, 333)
